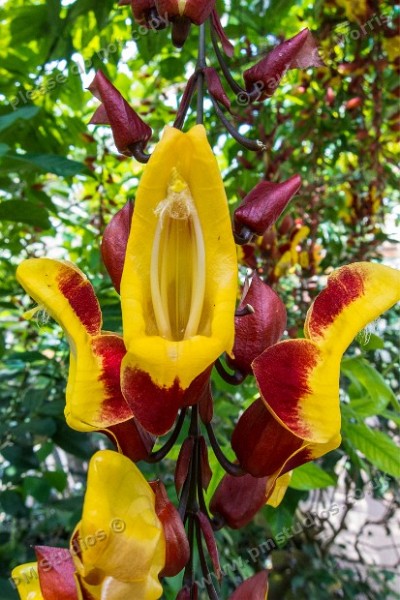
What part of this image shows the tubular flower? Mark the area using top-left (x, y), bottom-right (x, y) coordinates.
top-left (71, 450), bottom-right (166, 600)
top-left (233, 262), bottom-right (400, 489)
top-left (156, 0), bottom-right (216, 25)
top-left (120, 125), bottom-right (237, 435)
top-left (16, 259), bottom-right (153, 461)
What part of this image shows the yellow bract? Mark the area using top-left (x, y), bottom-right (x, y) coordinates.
top-left (120, 125), bottom-right (237, 390)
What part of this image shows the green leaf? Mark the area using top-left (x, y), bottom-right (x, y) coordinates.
top-left (4, 152), bottom-right (91, 177)
top-left (43, 470), bottom-right (67, 492)
top-left (290, 463), bottom-right (337, 491)
top-left (343, 421), bottom-right (400, 478)
top-left (22, 475), bottom-right (52, 503)
top-left (0, 106), bottom-right (40, 132)
top-left (341, 356), bottom-right (398, 414)
top-left (0, 200), bottom-right (51, 229)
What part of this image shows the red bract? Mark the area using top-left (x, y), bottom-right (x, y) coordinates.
top-left (101, 200), bottom-right (133, 294)
top-left (88, 70), bottom-right (152, 155)
top-left (150, 480), bottom-right (190, 577)
top-left (234, 174), bottom-right (302, 241)
top-left (210, 472), bottom-right (268, 529)
top-left (229, 571), bottom-right (269, 600)
top-left (227, 274), bottom-right (287, 375)
top-left (211, 8), bottom-right (234, 57)
top-left (243, 29), bottom-right (322, 99)
top-left (35, 546), bottom-right (78, 600)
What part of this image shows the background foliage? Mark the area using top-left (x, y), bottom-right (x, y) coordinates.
top-left (0, 0), bottom-right (399, 598)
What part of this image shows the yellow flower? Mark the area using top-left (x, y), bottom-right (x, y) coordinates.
top-left (11, 563), bottom-right (43, 600)
top-left (71, 450), bottom-right (165, 600)
top-left (120, 125), bottom-right (237, 434)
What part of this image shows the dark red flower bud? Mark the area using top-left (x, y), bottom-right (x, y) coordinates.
top-left (150, 480), bottom-right (190, 577)
top-left (101, 200), bottom-right (133, 293)
top-left (103, 417), bottom-right (155, 462)
top-left (197, 512), bottom-right (222, 579)
top-left (232, 398), bottom-right (302, 477)
top-left (196, 512), bottom-right (222, 580)
top-left (234, 175), bottom-right (302, 242)
top-left (210, 472), bottom-right (267, 529)
top-left (211, 8), bottom-right (234, 57)
top-left (243, 29), bottom-right (323, 100)
top-left (88, 70), bottom-right (152, 155)
top-left (156, 0), bottom-right (215, 25)
top-left (177, 584), bottom-right (198, 599)
top-left (204, 67), bottom-right (231, 110)
top-left (35, 546), bottom-right (78, 600)
top-left (229, 571), bottom-right (269, 600)
top-left (175, 437), bottom-right (195, 495)
top-left (227, 274), bottom-right (287, 375)
top-left (199, 436), bottom-right (212, 490)
top-left (119, 0), bottom-right (167, 29)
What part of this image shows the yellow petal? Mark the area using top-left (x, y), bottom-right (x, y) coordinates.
top-left (266, 471), bottom-right (292, 507)
top-left (305, 262), bottom-right (400, 356)
top-left (11, 563), bottom-right (43, 600)
top-left (71, 450), bottom-right (165, 593)
top-left (120, 125), bottom-right (237, 391)
top-left (17, 259), bottom-right (132, 431)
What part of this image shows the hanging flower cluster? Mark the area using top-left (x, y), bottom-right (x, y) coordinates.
top-left (13, 3), bottom-right (400, 600)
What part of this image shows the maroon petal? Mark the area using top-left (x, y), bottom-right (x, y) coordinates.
top-left (101, 200), bottom-right (133, 293)
top-left (121, 366), bottom-right (212, 436)
top-left (35, 546), bottom-right (78, 600)
top-left (210, 472), bottom-right (267, 529)
top-left (150, 480), bottom-right (190, 577)
top-left (231, 398), bottom-right (302, 477)
top-left (204, 67), bottom-right (231, 110)
top-left (229, 571), bottom-right (269, 600)
top-left (234, 175), bottom-right (301, 239)
top-left (227, 274), bottom-right (286, 375)
top-left (243, 29), bottom-right (323, 99)
top-left (103, 417), bottom-right (155, 462)
top-left (211, 8), bottom-right (234, 57)
top-left (88, 70), bottom-right (152, 155)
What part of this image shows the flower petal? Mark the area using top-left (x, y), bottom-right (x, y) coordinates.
top-left (229, 571), bottom-right (269, 600)
top-left (72, 450), bottom-right (165, 585)
top-left (210, 472), bottom-right (268, 529)
top-left (266, 472), bottom-right (292, 508)
top-left (11, 563), bottom-right (43, 600)
top-left (35, 546), bottom-right (78, 600)
top-left (304, 262), bottom-right (400, 354)
top-left (120, 125), bottom-right (236, 429)
top-left (17, 259), bottom-right (133, 431)
top-left (253, 339), bottom-right (340, 444)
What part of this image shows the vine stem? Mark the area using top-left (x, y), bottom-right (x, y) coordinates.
top-left (144, 408), bottom-right (187, 463)
top-left (205, 422), bottom-right (245, 477)
top-left (196, 23), bottom-right (206, 124)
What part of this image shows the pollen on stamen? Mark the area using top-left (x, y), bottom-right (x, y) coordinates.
top-left (154, 168), bottom-right (194, 225)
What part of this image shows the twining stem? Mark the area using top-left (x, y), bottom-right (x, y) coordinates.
top-left (145, 408), bottom-right (187, 463)
top-left (205, 422), bottom-right (245, 477)
top-left (211, 96), bottom-right (266, 151)
top-left (210, 24), bottom-right (244, 96)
